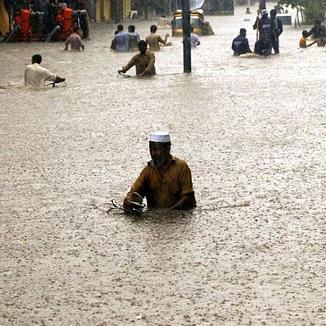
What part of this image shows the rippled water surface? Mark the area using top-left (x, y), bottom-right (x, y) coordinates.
top-left (1, 5), bottom-right (325, 325)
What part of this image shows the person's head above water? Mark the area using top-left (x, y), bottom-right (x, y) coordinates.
top-left (150, 25), bottom-right (157, 33)
top-left (32, 54), bottom-right (42, 64)
top-left (128, 24), bottom-right (135, 32)
top-left (270, 9), bottom-right (277, 17)
top-left (240, 28), bottom-right (246, 37)
top-left (302, 30), bottom-right (309, 38)
top-left (117, 24), bottom-right (123, 32)
top-left (149, 132), bottom-right (171, 169)
top-left (138, 40), bottom-right (147, 54)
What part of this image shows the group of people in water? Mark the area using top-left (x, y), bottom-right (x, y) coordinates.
top-left (111, 24), bottom-right (170, 52)
top-left (232, 9), bottom-right (326, 57)
top-left (232, 8), bottom-right (283, 57)
top-left (22, 9), bottom-right (325, 212)
top-left (24, 10), bottom-right (326, 86)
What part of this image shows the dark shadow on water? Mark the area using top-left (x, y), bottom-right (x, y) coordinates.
top-left (125, 208), bottom-right (196, 226)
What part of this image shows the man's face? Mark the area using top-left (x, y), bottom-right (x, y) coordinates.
top-left (150, 142), bottom-right (170, 168)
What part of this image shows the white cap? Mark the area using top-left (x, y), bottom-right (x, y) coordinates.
top-left (148, 131), bottom-right (171, 143)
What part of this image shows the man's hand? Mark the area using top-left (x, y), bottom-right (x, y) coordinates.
top-left (54, 76), bottom-right (65, 83)
top-left (138, 70), bottom-right (147, 76)
top-left (123, 197), bottom-right (133, 209)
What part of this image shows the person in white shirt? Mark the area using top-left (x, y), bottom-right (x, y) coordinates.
top-left (190, 27), bottom-right (200, 48)
top-left (24, 54), bottom-right (65, 88)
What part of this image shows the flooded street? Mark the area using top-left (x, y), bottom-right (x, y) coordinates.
top-left (1, 5), bottom-right (326, 325)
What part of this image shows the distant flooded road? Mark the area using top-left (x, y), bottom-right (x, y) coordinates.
top-left (1, 5), bottom-right (325, 325)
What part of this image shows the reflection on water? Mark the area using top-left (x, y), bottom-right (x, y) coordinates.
top-left (0, 4), bottom-right (325, 325)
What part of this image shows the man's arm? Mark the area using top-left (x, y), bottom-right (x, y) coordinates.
top-left (123, 167), bottom-right (147, 209)
top-left (306, 27), bottom-right (314, 38)
top-left (169, 162), bottom-right (196, 210)
top-left (41, 67), bottom-right (65, 85)
top-left (78, 37), bottom-right (85, 51)
top-left (158, 35), bottom-right (168, 45)
top-left (64, 36), bottom-right (70, 51)
top-left (118, 55), bottom-right (137, 74)
top-left (245, 39), bottom-right (252, 52)
top-left (24, 68), bottom-right (28, 87)
top-left (110, 37), bottom-right (117, 50)
top-left (253, 17), bottom-right (259, 30)
top-left (277, 18), bottom-right (283, 36)
top-left (169, 193), bottom-right (196, 210)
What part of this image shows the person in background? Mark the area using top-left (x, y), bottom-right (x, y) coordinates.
top-left (111, 24), bottom-right (129, 52)
top-left (128, 24), bottom-right (140, 51)
top-left (259, 0), bottom-right (266, 11)
top-left (253, 9), bottom-right (272, 41)
top-left (232, 28), bottom-right (252, 56)
top-left (145, 24), bottom-right (169, 51)
top-left (306, 20), bottom-right (326, 46)
top-left (306, 20), bottom-right (326, 39)
top-left (123, 131), bottom-right (196, 210)
top-left (270, 9), bottom-right (283, 54)
top-left (64, 26), bottom-right (85, 51)
top-left (24, 54), bottom-right (65, 88)
top-left (190, 26), bottom-right (200, 48)
top-left (274, 2), bottom-right (284, 14)
top-left (118, 40), bottom-right (156, 76)
top-left (158, 14), bottom-right (169, 28)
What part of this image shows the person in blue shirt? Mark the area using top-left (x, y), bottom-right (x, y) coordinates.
top-left (111, 24), bottom-right (129, 52)
top-left (231, 28), bottom-right (252, 56)
top-left (128, 25), bottom-right (140, 51)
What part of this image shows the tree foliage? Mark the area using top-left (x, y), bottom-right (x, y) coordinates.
top-left (279, 0), bottom-right (326, 23)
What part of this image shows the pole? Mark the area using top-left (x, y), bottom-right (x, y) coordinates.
top-left (182, 0), bottom-right (191, 73)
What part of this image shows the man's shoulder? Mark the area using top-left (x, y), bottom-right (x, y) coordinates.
top-left (172, 157), bottom-right (190, 168)
top-left (27, 63), bottom-right (48, 73)
top-left (131, 52), bottom-right (142, 60)
top-left (25, 64), bottom-right (33, 71)
top-left (147, 51), bottom-right (155, 58)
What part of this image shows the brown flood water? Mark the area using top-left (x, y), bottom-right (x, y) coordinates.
top-left (0, 4), bottom-right (325, 325)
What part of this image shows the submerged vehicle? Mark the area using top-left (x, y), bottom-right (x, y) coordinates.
top-left (171, 9), bottom-right (214, 36)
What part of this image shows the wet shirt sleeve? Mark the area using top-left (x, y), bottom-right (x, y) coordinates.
top-left (158, 36), bottom-right (165, 44)
top-left (127, 166), bottom-right (148, 199)
top-left (123, 54), bottom-right (137, 72)
top-left (41, 67), bottom-right (56, 82)
top-left (180, 163), bottom-right (194, 196)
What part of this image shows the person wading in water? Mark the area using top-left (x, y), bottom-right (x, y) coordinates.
top-left (118, 40), bottom-right (156, 76)
top-left (123, 132), bottom-right (196, 210)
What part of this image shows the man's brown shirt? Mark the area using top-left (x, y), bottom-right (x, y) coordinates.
top-left (126, 157), bottom-right (195, 209)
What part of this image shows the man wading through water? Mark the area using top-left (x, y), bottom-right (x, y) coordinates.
top-left (123, 132), bottom-right (196, 210)
top-left (118, 40), bottom-right (155, 76)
